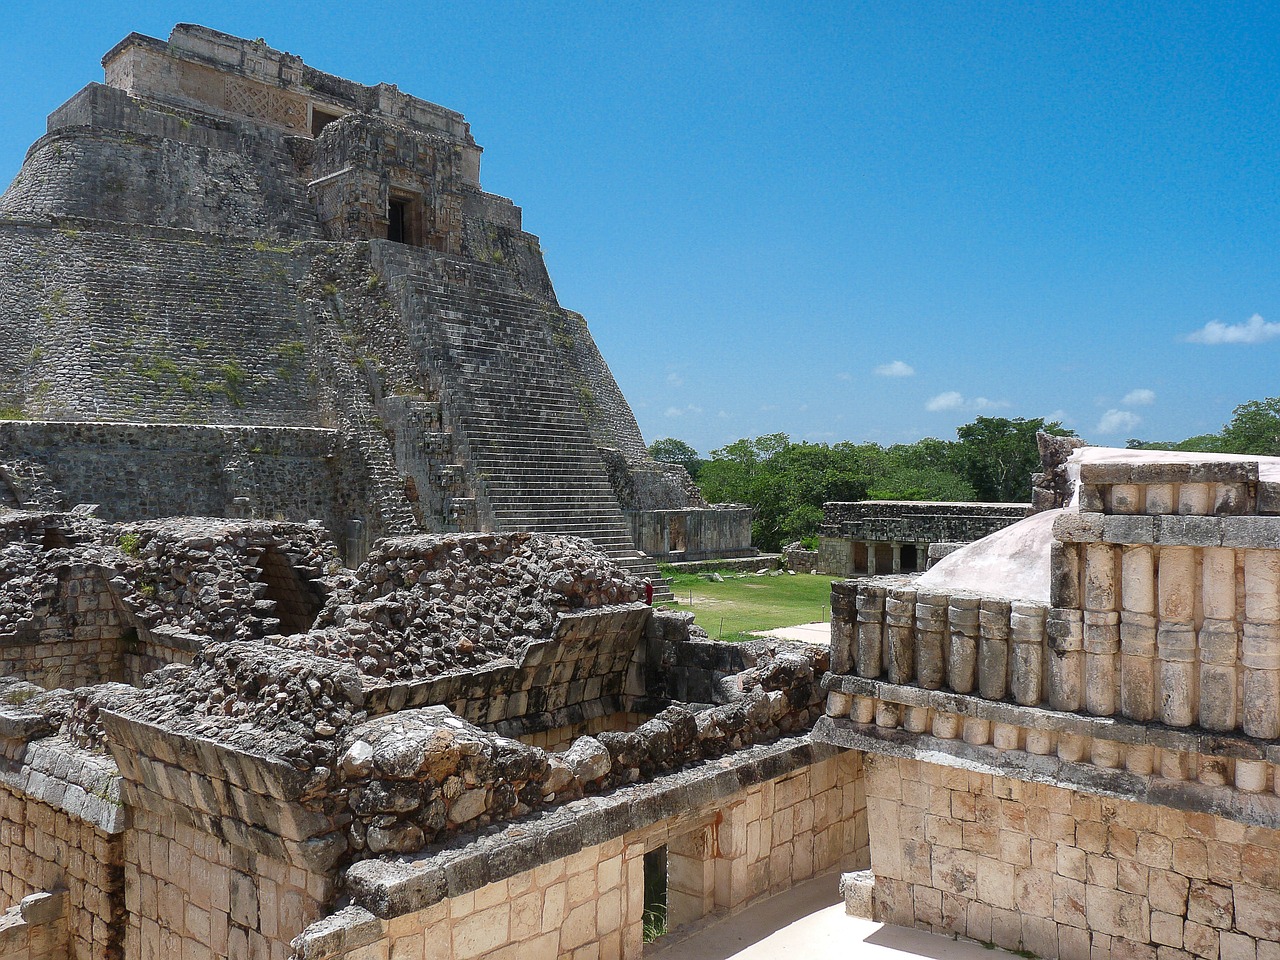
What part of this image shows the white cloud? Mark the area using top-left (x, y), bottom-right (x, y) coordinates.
top-left (665, 403), bottom-right (702, 418)
top-left (664, 406), bottom-right (684, 418)
top-left (1096, 409), bottom-right (1142, 435)
top-left (666, 371), bottom-right (684, 387)
top-left (875, 360), bottom-right (915, 377)
top-left (836, 372), bottom-right (852, 382)
top-left (1186, 314), bottom-right (1280, 345)
top-left (1123, 388), bottom-right (1156, 406)
top-left (925, 392), bottom-right (1008, 413)
top-left (926, 391), bottom-right (965, 411)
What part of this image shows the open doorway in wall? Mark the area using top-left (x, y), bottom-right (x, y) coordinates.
top-left (643, 846), bottom-right (668, 942)
top-left (387, 198), bottom-right (410, 244)
top-left (311, 107), bottom-right (342, 137)
top-left (256, 546), bottom-right (323, 634)
top-left (900, 544), bottom-right (919, 572)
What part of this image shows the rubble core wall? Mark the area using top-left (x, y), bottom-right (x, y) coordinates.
top-left (0, 422), bottom-right (354, 534)
top-left (0, 777), bottom-right (124, 960)
top-left (294, 751), bottom-right (867, 960)
top-left (865, 754), bottom-right (1280, 960)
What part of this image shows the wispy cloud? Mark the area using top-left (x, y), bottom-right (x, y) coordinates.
top-left (1096, 409), bottom-right (1141, 435)
top-left (1122, 388), bottom-right (1155, 406)
top-left (666, 371), bottom-right (684, 387)
top-left (874, 360), bottom-right (915, 377)
top-left (664, 406), bottom-right (684, 418)
top-left (925, 392), bottom-right (1008, 413)
top-left (1186, 314), bottom-right (1280, 345)
top-left (836, 372), bottom-right (852, 382)
top-left (926, 391), bottom-right (965, 411)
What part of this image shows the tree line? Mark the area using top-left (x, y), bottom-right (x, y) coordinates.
top-left (650, 397), bottom-right (1280, 552)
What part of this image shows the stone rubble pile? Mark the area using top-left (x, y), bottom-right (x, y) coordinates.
top-left (125, 641), bottom-right (366, 769)
top-left (287, 533), bottom-right (643, 681)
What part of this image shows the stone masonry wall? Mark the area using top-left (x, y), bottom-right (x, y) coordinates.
top-left (0, 778), bottom-right (124, 960)
top-left (293, 750), bottom-right (867, 960)
top-left (0, 892), bottom-right (68, 960)
top-left (866, 754), bottom-right (1280, 960)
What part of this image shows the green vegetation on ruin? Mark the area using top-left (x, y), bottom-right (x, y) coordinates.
top-left (658, 567), bottom-right (835, 642)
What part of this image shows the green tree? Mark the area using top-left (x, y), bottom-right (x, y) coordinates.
top-left (952, 416), bottom-right (1075, 502)
top-left (648, 437), bottom-right (704, 479)
top-left (1218, 397), bottom-right (1280, 456)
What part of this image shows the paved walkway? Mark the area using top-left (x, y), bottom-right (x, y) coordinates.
top-left (749, 621), bottom-right (831, 645)
top-left (647, 873), bottom-right (1011, 960)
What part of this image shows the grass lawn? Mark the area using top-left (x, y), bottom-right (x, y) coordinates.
top-left (658, 567), bottom-right (836, 642)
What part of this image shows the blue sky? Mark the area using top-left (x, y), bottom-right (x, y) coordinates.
top-left (2, 2), bottom-right (1277, 455)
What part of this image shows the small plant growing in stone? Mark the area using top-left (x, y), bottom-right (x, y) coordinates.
top-left (117, 532), bottom-right (142, 558)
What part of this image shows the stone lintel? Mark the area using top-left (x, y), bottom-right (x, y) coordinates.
top-left (1080, 460), bottom-right (1259, 486)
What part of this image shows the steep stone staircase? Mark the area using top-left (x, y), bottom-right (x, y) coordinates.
top-left (374, 242), bottom-right (672, 599)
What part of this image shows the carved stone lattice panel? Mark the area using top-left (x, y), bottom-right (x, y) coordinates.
top-left (223, 77), bottom-right (305, 131)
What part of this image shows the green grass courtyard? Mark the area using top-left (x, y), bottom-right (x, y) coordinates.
top-left (657, 567), bottom-right (836, 642)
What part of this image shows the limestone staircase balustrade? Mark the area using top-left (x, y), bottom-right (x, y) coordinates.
top-left (373, 242), bottom-right (673, 600)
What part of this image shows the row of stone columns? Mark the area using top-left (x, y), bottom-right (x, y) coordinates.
top-left (852, 584), bottom-right (1050, 705)
top-left (849, 540), bottom-right (928, 575)
top-left (1054, 541), bottom-right (1280, 737)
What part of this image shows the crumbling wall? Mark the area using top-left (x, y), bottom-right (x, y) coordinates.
top-left (295, 747), bottom-right (866, 960)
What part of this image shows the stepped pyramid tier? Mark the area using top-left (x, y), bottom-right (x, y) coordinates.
top-left (0, 24), bottom-right (753, 579)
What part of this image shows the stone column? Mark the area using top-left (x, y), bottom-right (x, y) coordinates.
top-left (947, 595), bottom-right (980, 693)
top-left (1145, 483), bottom-right (1174, 515)
top-left (891, 542), bottom-right (902, 574)
top-left (866, 543), bottom-right (877, 575)
top-left (1049, 534), bottom-right (1084, 712)
top-left (1199, 547), bottom-right (1240, 732)
top-left (1009, 603), bottom-right (1046, 706)
top-left (1242, 550), bottom-right (1280, 739)
top-left (885, 587), bottom-right (916, 684)
top-left (978, 599), bottom-right (1011, 700)
top-left (1179, 483), bottom-right (1212, 515)
top-left (855, 584), bottom-right (886, 679)
top-left (914, 591), bottom-right (948, 690)
top-left (1157, 546), bottom-right (1198, 727)
top-left (1083, 543), bottom-right (1120, 715)
top-left (1119, 545), bottom-right (1157, 721)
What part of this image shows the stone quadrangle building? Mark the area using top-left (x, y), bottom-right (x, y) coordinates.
top-left (0, 23), bottom-right (1274, 960)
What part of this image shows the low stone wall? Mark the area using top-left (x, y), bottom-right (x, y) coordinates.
top-left (0, 892), bottom-right (67, 960)
top-left (0, 421), bottom-right (355, 541)
top-left (0, 736), bottom-right (125, 960)
top-left (293, 744), bottom-right (867, 960)
top-left (626, 508), bottom-right (754, 563)
top-left (865, 754), bottom-right (1280, 960)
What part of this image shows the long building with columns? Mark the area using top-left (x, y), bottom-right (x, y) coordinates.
top-left (818, 500), bottom-right (1030, 576)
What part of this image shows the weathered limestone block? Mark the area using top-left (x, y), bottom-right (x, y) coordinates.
top-left (1120, 544), bottom-right (1157, 721)
top-left (1009, 603), bottom-right (1046, 706)
top-left (855, 585), bottom-right (886, 679)
top-left (1083, 543), bottom-right (1120, 716)
top-left (1046, 608), bottom-right (1083, 711)
top-left (978, 599), bottom-right (1011, 701)
top-left (885, 588), bottom-right (917, 685)
top-left (914, 591), bottom-right (948, 690)
top-left (947, 596), bottom-right (980, 694)
top-left (1243, 550), bottom-right (1280, 739)
top-left (1050, 541), bottom-right (1082, 609)
top-left (1199, 548), bottom-right (1240, 731)
top-left (1158, 547), bottom-right (1198, 727)
top-left (1146, 482), bottom-right (1175, 515)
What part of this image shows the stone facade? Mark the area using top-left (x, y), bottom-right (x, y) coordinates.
top-left (818, 500), bottom-right (1029, 576)
top-left (817, 450), bottom-right (1280, 960)
top-left (0, 24), bottom-right (750, 583)
top-left (0, 513), bottom-right (853, 960)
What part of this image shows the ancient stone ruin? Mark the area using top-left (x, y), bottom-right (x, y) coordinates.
top-left (0, 21), bottom-right (1277, 960)
top-left (819, 447), bottom-right (1280, 960)
top-left (0, 23), bottom-right (752, 587)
